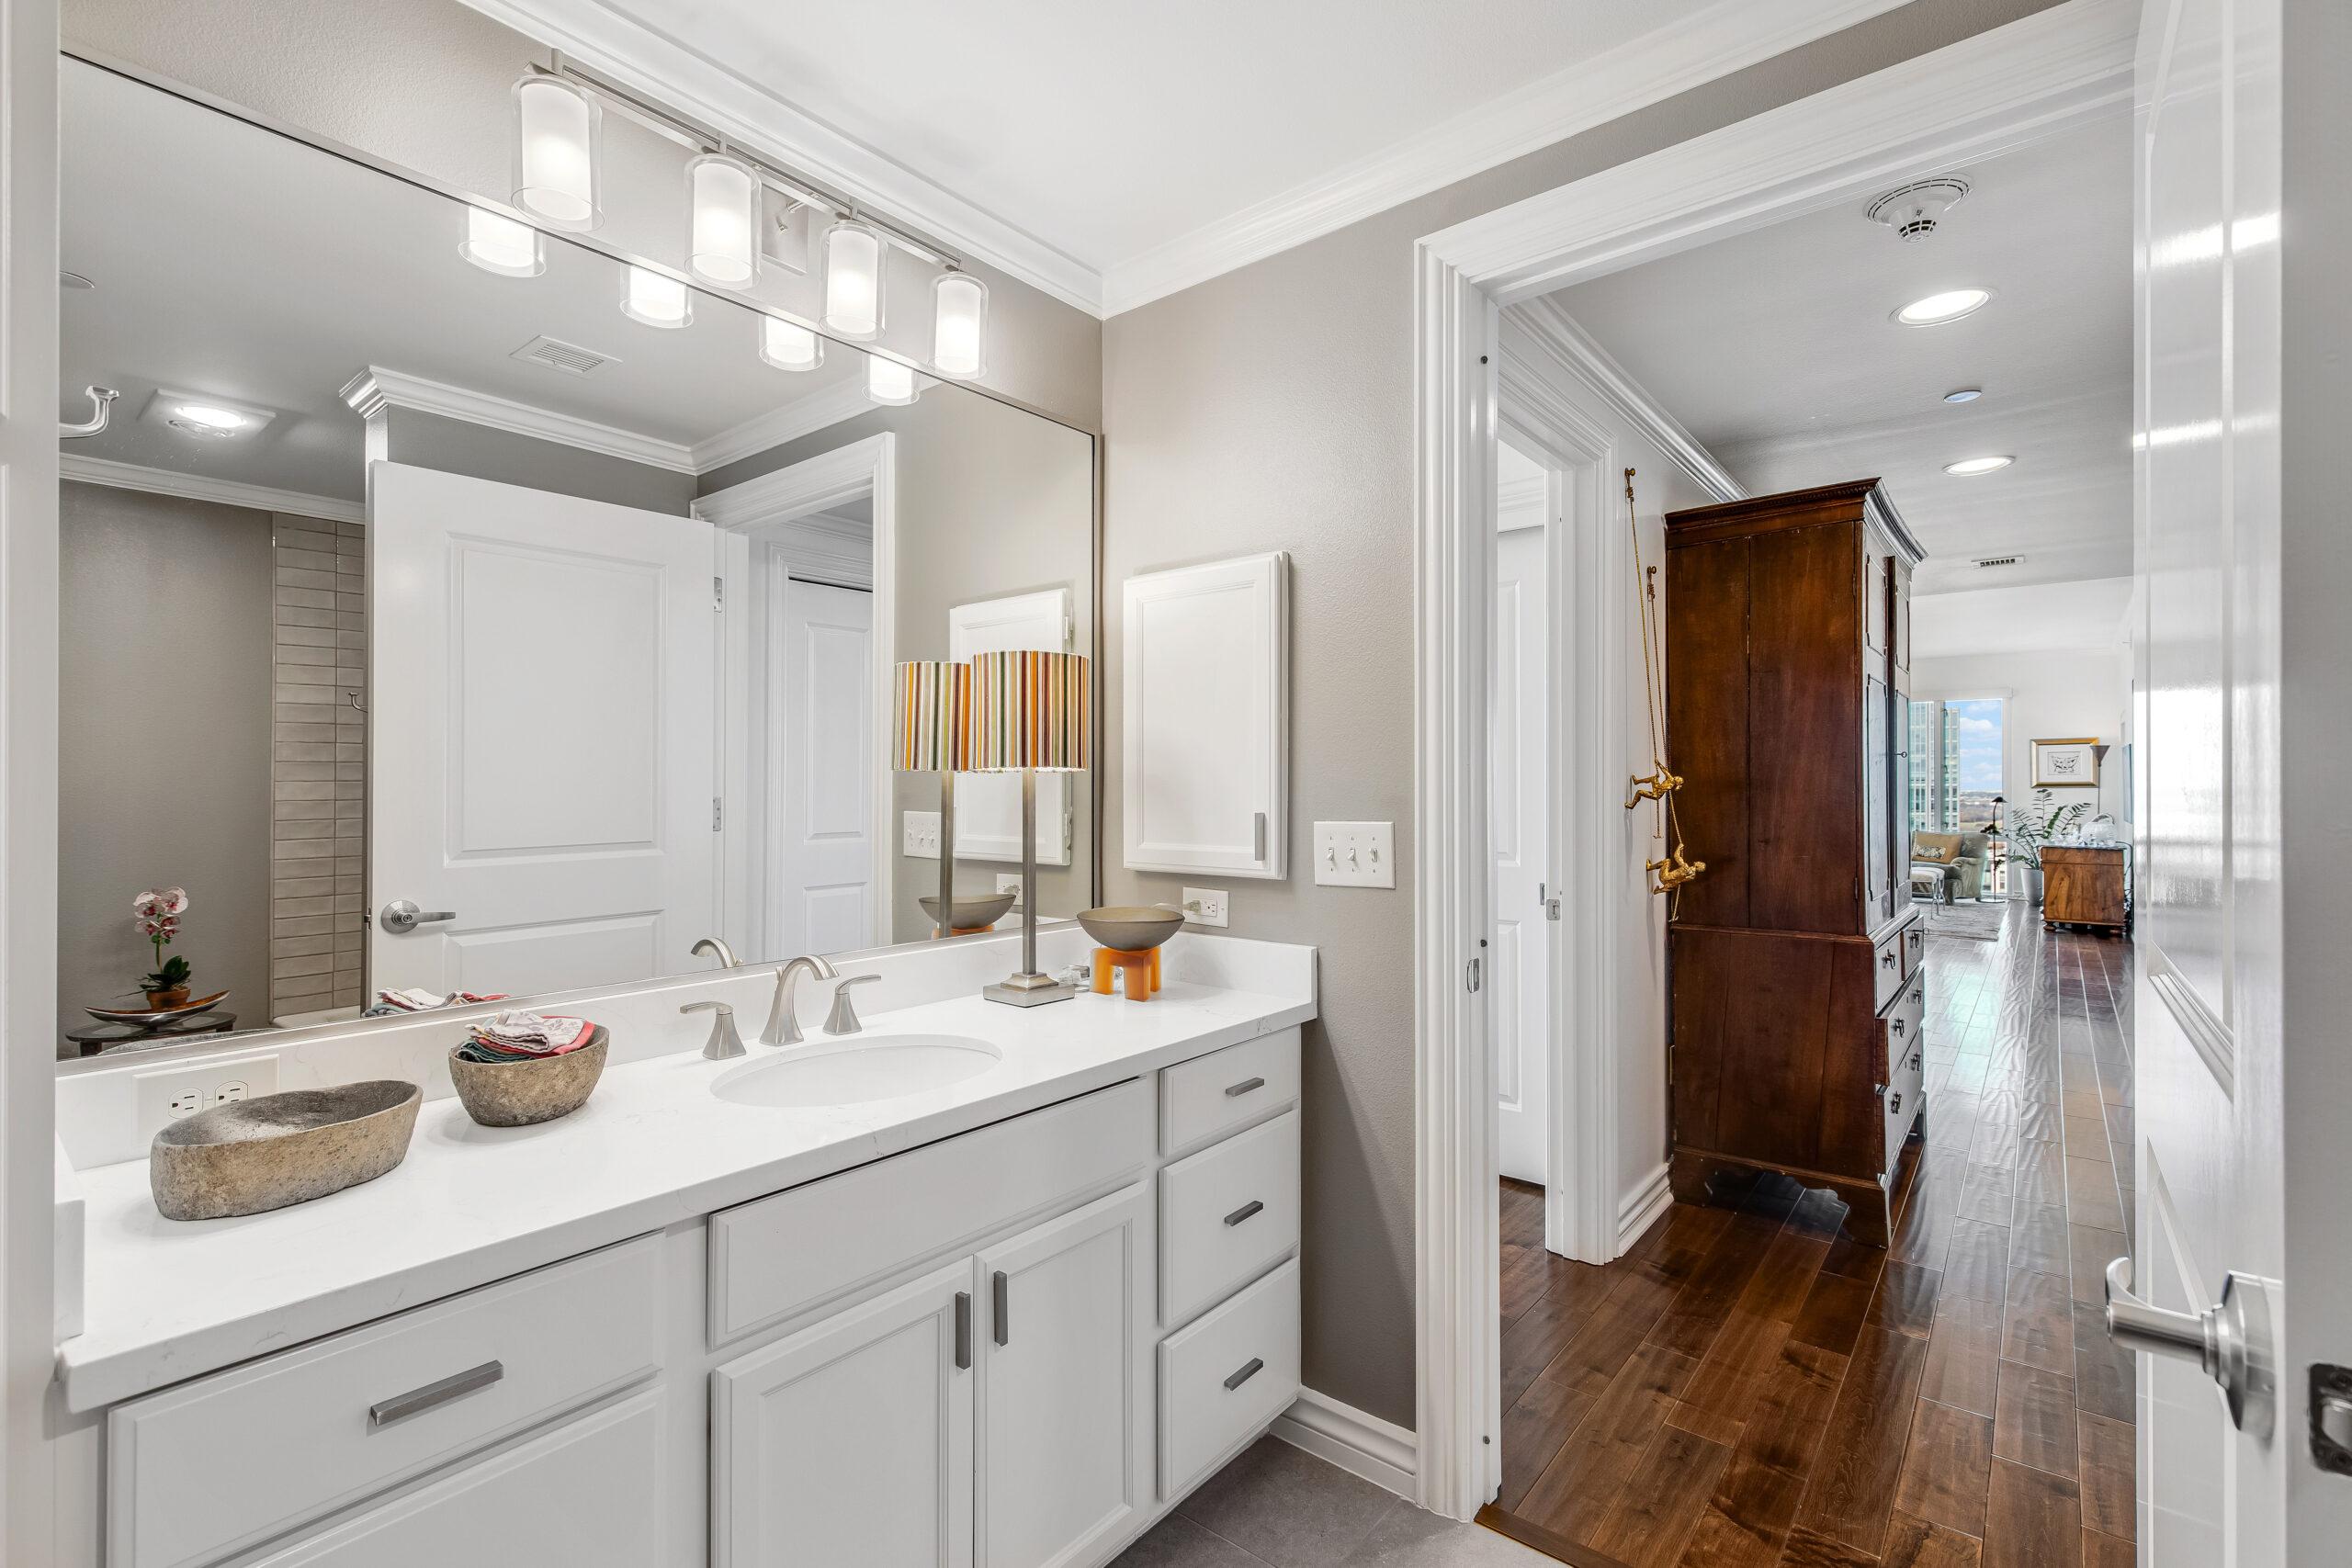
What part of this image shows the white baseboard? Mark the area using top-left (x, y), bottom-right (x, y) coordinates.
top-left (1268, 1388), bottom-right (1418, 1501)
top-left (1617, 1162), bottom-right (1674, 1254)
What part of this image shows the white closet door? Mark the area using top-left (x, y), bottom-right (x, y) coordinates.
top-left (773, 576), bottom-right (876, 956)
top-left (949, 588), bottom-right (1070, 866)
top-left (1492, 525), bottom-right (1550, 1187)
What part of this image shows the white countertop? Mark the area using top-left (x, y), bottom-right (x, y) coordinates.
top-left (59, 978), bottom-right (1314, 1413)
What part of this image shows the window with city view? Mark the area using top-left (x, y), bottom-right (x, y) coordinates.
top-left (1908, 696), bottom-right (2005, 833)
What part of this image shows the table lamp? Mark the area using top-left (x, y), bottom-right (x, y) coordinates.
top-left (967, 649), bottom-right (1090, 1005)
top-left (893, 660), bottom-right (970, 941)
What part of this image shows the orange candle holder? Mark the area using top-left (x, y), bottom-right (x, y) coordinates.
top-left (1090, 945), bottom-right (1162, 1001)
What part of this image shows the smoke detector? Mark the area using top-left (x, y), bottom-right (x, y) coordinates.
top-left (1866, 176), bottom-right (1972, 242)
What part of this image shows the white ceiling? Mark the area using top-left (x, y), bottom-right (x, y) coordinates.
top-left (61, 59), bottom-right (874, 502)
top-left (1912, 577), bottom-right (2133, 660)
top-left (486, 0), bottom-right (1914, 312)
top-left (1551, 114), bottom-right (2133, 599)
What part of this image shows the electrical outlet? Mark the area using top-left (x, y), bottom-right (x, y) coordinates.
top-left (996, 874), bottom-right (1025, 909)
top-left (1313, 821), bottom-right (1396, 888)
top-left (135, 1054), bottom-right (280, 1143)
top-left (902, 810), bottom-right (941, 859)
top-left (1182, 886), bottom-right (1229, 929)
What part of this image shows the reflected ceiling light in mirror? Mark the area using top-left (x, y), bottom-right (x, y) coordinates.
top-left (686, 153), bottom-right (760, 288)
top-left (1943, 455), bottom-right (2013, 476)
top-left (1892, 288), bottom-right (1992, 326)
top-left (867, 355), bottom-right (919, 406)
top-left (459, 207), bottom-right (546, 278)
top-left (173, 403), bottom-right (247, 431)
top-left (758, 315), bottom-right (824, 373)
top-left (823, 220), bottom-right (885, 341)
top-left (621, 265), bottom-right (692, 329)
top-left (511, 75), bottom-right (601, 231)
top-left (931, 273), bottom-right (988, 379)
top-left (1942, 387), bottom-right (1982, 403)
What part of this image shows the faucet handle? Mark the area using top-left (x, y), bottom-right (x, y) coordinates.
top-left (825, 974), bottom-right (881, 1037)
top-left (682, 999), bottom-right (745, 1060)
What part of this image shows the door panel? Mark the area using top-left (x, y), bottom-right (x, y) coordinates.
top-left (775, 577), bottom-right (875, 957)
top-left (1493, 524), bottom-right (1549, 1186)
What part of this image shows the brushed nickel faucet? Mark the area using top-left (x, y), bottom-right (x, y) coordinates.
top-left (761, 954), bottom-right (839, 1046)
top-left (825, 974), bottom-right (881, 1036)
top-left (681, 999), bottom-right (744, 1060)
top-left (691, 936), bottom-right (741, 970)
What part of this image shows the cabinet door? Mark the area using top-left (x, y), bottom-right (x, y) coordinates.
top-left (712, 1258), bottom-right (977, 1568)
top-left (1864, 671), bottom-right (1893, 920)
top-left (1862, 536), bottom-right (1889, 656)
top-left (977, 1183), bottom-right (1153, 1568)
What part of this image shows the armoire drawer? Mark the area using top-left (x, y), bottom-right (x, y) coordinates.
top-left (107, 1235), bottom-right (663, 1568)
top-left (1902, 919), bottom-right (1926, 979)
top-left (1159, 1108), bottom-right (1299, 1326)
top-left (1873, 972), bottom-right (1926, 1083)
top-left (1883, 1038), bottom-right (1925, 1176)
top-left (1871, 928), bottom-right (1907, 1013)
top-left (1160, 1030), bottom-right (1300, 1157)
top-left (1158, 1258), bottom-right (1300, 1498)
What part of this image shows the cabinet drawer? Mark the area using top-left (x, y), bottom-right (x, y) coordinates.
top-left (1160, 1030), bottom-right (1300, 1157)
top-left (1158, 1258), bottom-right (1300, 1498)
top-left (710, 1077), bottom-right (1151, 1345)
top-left (1875, 972), bottom-right (1925, 1081)
top-left (1883, 1030), bottom-right (1925, 1177)
top-left (107, 1235), bottom-right (662, 1568)
top-left (1902, 920), bottom-right (1926, 980)
top-left (1871, 928), bottom-right (1905, 1013)
top-left (1160, 1109), bottom-right (1299, 1327)
top-left (244, 1391), bottom-right (664, 1567)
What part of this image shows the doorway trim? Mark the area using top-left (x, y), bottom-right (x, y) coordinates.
top-left (1408, 0), bottom-right (2135, 1518)
top-left (696, 433), bottom-right (899, 956)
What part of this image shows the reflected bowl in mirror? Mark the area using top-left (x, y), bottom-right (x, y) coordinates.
top-left (918, 892), bottom-right (1018, 931)
top-left (1076, 906), bottom-right (1185, 952)
top-left (150, 1079), bottom-right (421, 1221)
top-left (447, 1028), bottom-right (608, 1128)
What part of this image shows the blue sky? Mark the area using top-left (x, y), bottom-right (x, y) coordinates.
top-left (1949, 698), bottom-right (2005, 790)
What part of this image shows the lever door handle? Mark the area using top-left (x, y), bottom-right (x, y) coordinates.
top-left (379, 899), bottom-right (457, 935)
top-left (2105, 1256), bottom-right (2275, 1437)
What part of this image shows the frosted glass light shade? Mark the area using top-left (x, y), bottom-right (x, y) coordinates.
top-left (459, 207), bottom-right (544, 277)
top-left (823, 220), bottom-right (885, 340)
top-left (931, 273), bottom-right (988, 378)
top-left (686, 153), bottom-right (760, 288)
top-left (867, 355), bottom-right (918, 406)
top-left (512, 75), bottom-right (600, 231)
top-left (758, 316), bottom-right (824, 372)
top-left (622, 265), bottom-right (692, 329)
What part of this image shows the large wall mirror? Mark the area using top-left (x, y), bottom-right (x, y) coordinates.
top-left (55, 57), bottom-right (1096, 1061)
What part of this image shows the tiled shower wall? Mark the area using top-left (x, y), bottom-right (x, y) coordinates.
top-left (269, 514), bottom-right (366, 1020)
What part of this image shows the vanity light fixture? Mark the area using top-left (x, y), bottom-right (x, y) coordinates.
top-left (822, 220), bottom-right (886, 341)
top-left (459, 207), bottom-right (546, 277)
top-left (511, 74), bottom-right (601, 231)
top-left (931, 272), bottom-right (989, 379)
top-left (968, 649), bottom-right (1091, 1007)
top-left (621, 265), bottom-right (693, 329)
top-left (757, 315), bottom-right (824, 373)
top-left (1893, 288), bottom-right (1992, 326)
top-left (866, 355), bottom-right (919, 406)
top-left (685, 152), bottom-right (760, 288)
top-left (1944, 455), bottom-right (2014, 476)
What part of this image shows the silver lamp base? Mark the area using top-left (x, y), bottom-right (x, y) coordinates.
top-left (984, 973), bottom-right (1074, 1008)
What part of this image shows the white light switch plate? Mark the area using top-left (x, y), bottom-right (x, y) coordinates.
top-left (902, 810), bottom-right (941, 859)
top-left (1313, 821), bottom-right (1396, 887)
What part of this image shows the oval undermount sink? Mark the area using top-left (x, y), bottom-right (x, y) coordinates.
top-left (711, 1034), bottom-right (1001, 1109)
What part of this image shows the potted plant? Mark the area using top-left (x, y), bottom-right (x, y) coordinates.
top-left (133, 886), bottom-right (192, 1008)
top-left (2006, 792), bottom-right (2090, 906)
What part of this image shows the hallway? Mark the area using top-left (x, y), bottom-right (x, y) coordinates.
top-left (1482, 906), bottom-right (2136, 1568)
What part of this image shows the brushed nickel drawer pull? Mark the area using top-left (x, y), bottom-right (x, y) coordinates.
top-left (992, 1269), bottom-right (1010, 1346)
top-left (1225, 1077), bottom-right (1266, 1098)
top-left (1224, 1357), bottom-right (1264, 1392)
top-left (1892, 1018), bottom-right (1905, 1035)
top-left (1225, 1200), bottom-right (1265, 1227)
top-left (369, 1359), bottom-right (503, 1429)
top-left (1889, 1092), bottom-right (1903, 1115)
top-left (955, 1291), bottom-right (972, 1370)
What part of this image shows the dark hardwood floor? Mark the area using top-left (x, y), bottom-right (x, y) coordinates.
top-left (1480, 903), bottom-right (2135, 1568)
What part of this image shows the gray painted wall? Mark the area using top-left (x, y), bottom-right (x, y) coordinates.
top-left (701, 391), bottom-right (1096, 943)
top-left (379, 407), bottom-right (695, 516)
top-left (1099, 0), bottom-right (2069, 1427)
top-left (62, 0), bottom-right (1104, 433)
top-left (58, 481), bottom-right (273, 1047)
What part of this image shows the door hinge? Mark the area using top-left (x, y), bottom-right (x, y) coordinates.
top-left (713, 576), bottom-right (725, 610)
top-left (712, 796), bottom-right (723, 832)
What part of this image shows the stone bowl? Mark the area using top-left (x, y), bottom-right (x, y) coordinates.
top-left (447, 1029), bottom-right (608, 1129)
top-left (1076, 906), bottom-right (1185, 952)
top-left (151, 1079), bottom-right (421, 1221)
top-left (919, 891), bottom-right (1018, 931)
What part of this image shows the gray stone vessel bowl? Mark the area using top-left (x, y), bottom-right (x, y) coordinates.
top-left (1076, 906), bottom-right (1185, 952)
top-left (448, 1028), bottom-right (608, 1128)
top-left (151, 1080), bottom-right (421, 1221)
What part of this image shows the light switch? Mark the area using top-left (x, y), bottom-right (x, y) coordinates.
top-left (902, 810), bottom-right (940, 859)
top-left (1313, 821), bottom-right (1396, 888)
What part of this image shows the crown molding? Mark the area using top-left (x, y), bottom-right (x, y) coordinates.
top-left (689, 376), bottom-right (876, 476)
top-left (1099, 0), bottom-right (1917, 315)
top-left (1506, 295), bottom-right (1744, 502)
top-left (458, 0), bottom-right (1103, 316)
top-left (341, 365), bottom-right (697, 474)
top-left (694, 432), bottom-right (893, 533)
top-left (58, 454), bottom-right (365, 525)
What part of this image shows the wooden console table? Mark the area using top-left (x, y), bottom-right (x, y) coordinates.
top-left (2041, 843), bottom-right (2131, 934)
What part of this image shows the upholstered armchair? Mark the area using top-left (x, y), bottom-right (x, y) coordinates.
top-left (1910, 830), bottom-right (1989, 901)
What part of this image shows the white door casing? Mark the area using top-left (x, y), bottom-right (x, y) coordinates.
top-left (774, 578), bottom-right (876, 959)
top-left (949, 589), bottom-right (1072, 869)
top-left (1491, 522), bottom-right (1549, 1189)
top-left (367, 462), bottom-right (718, 999)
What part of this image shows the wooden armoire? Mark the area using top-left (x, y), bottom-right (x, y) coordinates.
top-left (1663, 479), bottom-right (1927, 1247)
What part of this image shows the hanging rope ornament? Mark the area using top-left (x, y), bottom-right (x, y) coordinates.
top-left (1621, 468), bottom-right (1704, 903)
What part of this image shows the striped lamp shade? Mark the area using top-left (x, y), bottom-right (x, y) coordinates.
top-left (892, 660), bottom-right (970, 773)
top-left (967, 650), bottom-right (1090, 773)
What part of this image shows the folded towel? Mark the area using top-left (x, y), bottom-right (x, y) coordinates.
top-left (377, 987), bottom-right (508, 1012)
top-left (452, 1011), bottom-right (596, 1064)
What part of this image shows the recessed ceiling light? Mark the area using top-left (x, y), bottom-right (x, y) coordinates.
top-left (173, 403), bottom-right (248, 431)
top-left (1894, 288), bottom-right (1992, 326)
top-left (1943, 455), bottom-right (2014, 476)
top-left (1942, 388), bottom-right (1983, 403)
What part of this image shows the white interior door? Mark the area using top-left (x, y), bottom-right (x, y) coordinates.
top-left (368, 462), bottom-right (717, 998)
top-left (949, 588), bottom-right (1070, 867)
top-left (773, 576), bottom-right (876, 957)
top-left (1492, 523), bottom-right (1550, 1187)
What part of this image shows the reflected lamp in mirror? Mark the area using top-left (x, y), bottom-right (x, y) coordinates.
top-left (893, 660), bottom-right (971, 942)
top-left (967, 651), bottom-right (1091, 1006)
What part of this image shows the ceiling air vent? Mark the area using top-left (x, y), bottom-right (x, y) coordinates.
top-left (1865, 176), bottom-right (1971, 242)
top-left (510, 335), bottom-right (616, 377)
top-left (1972, 554), bottom-right (2026, 570)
